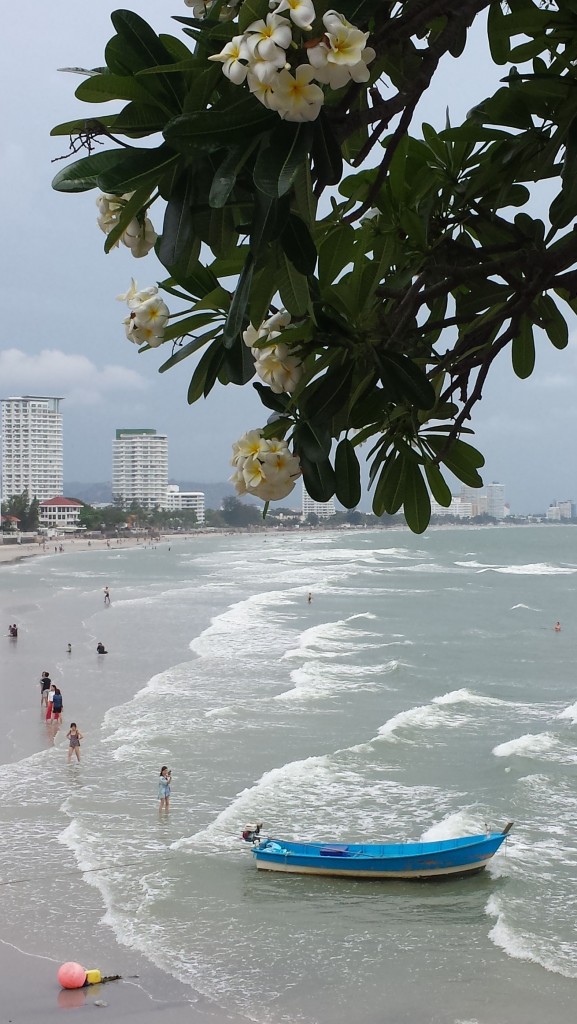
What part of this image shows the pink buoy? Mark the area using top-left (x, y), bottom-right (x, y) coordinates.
top-left (57, 962), bottom-right (87, 989)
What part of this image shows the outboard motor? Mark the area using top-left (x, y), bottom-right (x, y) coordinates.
top-left (241, 822), bottom-right (263, 844)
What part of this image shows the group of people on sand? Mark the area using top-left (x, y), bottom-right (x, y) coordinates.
top-left (40, 670), bottom-right (83, 761)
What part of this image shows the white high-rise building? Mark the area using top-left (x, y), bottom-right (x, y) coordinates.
top-left (112, 429), bottom-right (168, 509)
top-left (486, 482), bottom-right (506, 519)
top-left (302, 484), bottom-right (336, 519)
top-left (1, 396), bottom-right (63, 503)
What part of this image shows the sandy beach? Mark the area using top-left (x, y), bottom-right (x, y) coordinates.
top-left (0, 534), bottom-right (154, 565)
top-left (0, 537), bottom-right (254, 1024)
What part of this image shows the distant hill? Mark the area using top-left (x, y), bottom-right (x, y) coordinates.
top-left (63, 481), bottom-right (258, 509)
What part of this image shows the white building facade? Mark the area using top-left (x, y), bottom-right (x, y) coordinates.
top-left (302, 486), bottom-right (336, 519)
top-left (486, 482), bottom-right (506, 519)
top-left (39, 497), bottom-right (83, 530)
top-left (112, 429), bottom-right (168, 509)
top-left (1, 396), bottom-right (63, 503)
top-left (164, 485), bottom-right (205, 523)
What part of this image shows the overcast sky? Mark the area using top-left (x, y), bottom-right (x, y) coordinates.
top-left (1, 2), bottom-right (576, 513)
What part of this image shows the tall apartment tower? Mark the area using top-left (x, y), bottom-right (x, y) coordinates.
top-left (486, 482), bottom-right (506, 519)
top-left (112, 428), bottom-right (168, 509)
top-left (1, 396), bottom-right (63, 503)
top-left (302, 484), bottom-right (336, 519)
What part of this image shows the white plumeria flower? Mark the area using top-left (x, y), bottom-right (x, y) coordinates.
top-left (308, 41), bottom-right (375, 87)
top-left (231, 429), bottom-right (270, 464)
top-left (262, 309), bottom-right (292, 332)
top-left (208, 35), bottom-right (249, 84)
top-left (247, 45), bottom-right (288, 83)
top-left (270, 64), bottom-right (324, 122)
top-left (230, 430), bottom-right (301, 501)
top-left (184, 0), bottom-right (210, 13)
top-left (124, 318), bottom-right (165, 348)
top-left (122, 216), bottom-right (157, 258)
top-left (245, 14), bottom-right (292, 60)
top-left (132, 295), bottom-right (170, 331)
top-left (325, 26), bottom-right (370, 67)
top-left (117, 279), bottom-right (160, 308)
top-left (247, 71), bottom-right (277, 107)
top-left (255, 343), bottom-right (302, 393)
top-left (270, 0), bottom-right (316, 32)
top-left (242, 323), bottom-right (268, 348)
top-left (242, 454), bottom-right (268, 490)
top-left (322, 9), bottom-right (350, 33)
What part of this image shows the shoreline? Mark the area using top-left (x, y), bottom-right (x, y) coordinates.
top-left (0, 535), bottom-right (255, 1024)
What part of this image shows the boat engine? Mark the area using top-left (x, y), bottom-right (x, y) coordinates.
top-left (241, 823), bottom-right (263, 844)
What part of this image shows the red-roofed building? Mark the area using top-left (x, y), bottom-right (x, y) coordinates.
top-left (39, 497), bottom-right (83, 530)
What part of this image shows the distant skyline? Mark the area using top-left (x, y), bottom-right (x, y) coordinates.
top-left (2, 3), bottom-right (577, 514)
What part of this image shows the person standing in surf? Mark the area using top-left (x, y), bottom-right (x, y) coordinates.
top-left (67, 723), bottom-right (83, 762)
top-left (158, 766), bottom-right (171, 811)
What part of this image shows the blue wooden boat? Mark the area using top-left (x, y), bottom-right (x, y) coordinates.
top-left (249, 823), bottom-right (513, 879)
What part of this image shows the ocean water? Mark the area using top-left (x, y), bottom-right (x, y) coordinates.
top-left (1, 527), bottom-right (577, 1023)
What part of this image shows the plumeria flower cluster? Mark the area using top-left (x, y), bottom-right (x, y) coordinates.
top-left (231, 429), bottom-right (301, 501)
top-left (208, 4), bottom-right (374, 122)
top-left (118, 279), bottom-right (170, 348)
top-left (184, 0), bottom-right (240, 20)
top-left (96, 193), bottom-right (157, 258)
top-left (243, 310), bottom-right (303, 393)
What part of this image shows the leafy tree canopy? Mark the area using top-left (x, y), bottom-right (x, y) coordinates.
top-left (53, 1), bottom-right (577, 532)
top-left (2, 491), bottom-right (39, 532)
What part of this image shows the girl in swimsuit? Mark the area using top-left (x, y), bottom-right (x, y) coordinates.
top-left (158, 766), bottom-right (171, 811)
top-left (67, 723), bottom-right (83, 763)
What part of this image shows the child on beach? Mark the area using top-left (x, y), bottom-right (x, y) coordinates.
top-left (67, 724), bottom-right (83, 762)
top-left (45, 684), bottom-right (55, 721)
top-left (51, 688), bottom-right (63, 723)
top-left (158, 766), bottom-right (171, 811)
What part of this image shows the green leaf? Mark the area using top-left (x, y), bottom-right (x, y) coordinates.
top-left (535, 294), bottom-right (569, 350)
top-left (334, 439), bottom-right (361, 509)
top-left (294, 421), bottom-right (332, 463)
top-left (209, 147), bottom-right (245, 209)
top-left (159, 326), bottom-right (221, 371)
top-left (187, 339), bottom-right (225, 403)
top-left (318, 224), bottom-right (355, 288)
top-left (164, 98), bottom-right (275, 153)
top-left (311, 111), bottom-right (343, 187)
top-left (300, 454), bottom-right (336, 503)
top-left (379, 353), bottom-right (436, 410)
top-left (110, 10), bottom-right (184, 108)
top-left (221, 335), bottom-right (256, 386)
top-left (301, 363), bottom-right (354, 423)
top-left (278, 253), bottom-right (310, 315)
top-left (254, 122), bottom-right (313, 198)
top-left (162, 313), bottom-right (218, 344)
top-left (52, 150), bottom-right (134, 193)
top-left (75, 74), bottom-right (153, 104)
top-left (112, 102), bottom-right (166, 136)
top-left (512, 316), bottom-right (535, 379)
top-left (487, 2), bottom-right (511, 65)
top-left (280, 214), bottom-right (317, 276)
top-left (372, 453), bottom-right (404, 517)
top-left (252, 382), bottom-right (290, 414)
top-left (424, 462), bottom-right (452, 507)
top-left (402, 461), bottom-right (431, 534)
top-left (222, 254), bottom-right (254, 348)
top-left (427, 437), bottom-right (484, 488)
top-left (98, 146), bottom-right (178, 194)
top-left (248, 265), bottom-right (277, 325)
top-left (158, 175), bottom-right (199, 274)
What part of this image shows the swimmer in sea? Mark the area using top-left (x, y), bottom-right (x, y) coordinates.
top-left (554, 621), bottom-right (561, 632)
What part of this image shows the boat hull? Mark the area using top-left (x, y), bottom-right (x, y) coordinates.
top-left (252, 831), bottom-right (511, 880)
